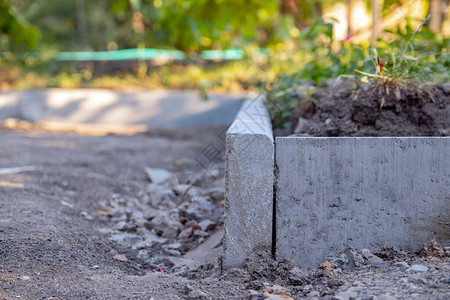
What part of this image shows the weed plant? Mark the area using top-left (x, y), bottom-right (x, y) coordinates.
top-left (263, 17), bottom-right (450, 129)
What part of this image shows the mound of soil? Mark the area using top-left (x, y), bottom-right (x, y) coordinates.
top-left (282, 82), bottom-right (449, 137)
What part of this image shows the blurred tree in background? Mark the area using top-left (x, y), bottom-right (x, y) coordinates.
top-left (0, 0), bottom-right (448, 91)
top-left (2, 0), bottom-right (449, 52)
top-left (0, 0), bottom-right (39, 50)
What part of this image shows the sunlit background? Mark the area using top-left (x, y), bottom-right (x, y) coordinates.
top-left (0, 0), bottom-right (449, 92)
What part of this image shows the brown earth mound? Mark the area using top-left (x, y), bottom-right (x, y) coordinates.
top-left (283, 82), bottom-right (449, 137)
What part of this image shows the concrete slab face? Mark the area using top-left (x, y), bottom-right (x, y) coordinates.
top-left (0, 91), bottom-right (20, 120)
top-left (224, 96), bottom-right (274, 269)
top-left (276, 137), bottom-right (450, 269)
top-left (0, 89), bottom-right (249, 128)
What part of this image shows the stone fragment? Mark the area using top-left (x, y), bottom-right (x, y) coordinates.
top-left (145, 168), bottom-right (172, 184)
top-left (143, 209), bottom-right (159, 220)
top-left (307, 291), bottom-right (320, 297)
top-left (186, 289), bottom-right (207, 300)
top-left (114, 221), bottom-right (128, 231)
top-left (162, 225), bottom-right (179, 239)
top-left (421, 238), bottom-right (445, 258)
top-left (375, 294), bottom-right (397, 300)
top-left (203, 187), bottom-right (225, 202)
top-left (198, 219), bottom-right (215, 231)
top-left (80, 211), bottom-right (94, 220)
top-left (113, 254), bottom-right (128, 262)
top-left (361, 249), bottom-right (386, 266)
top-left (288, 267), bottom-right (309, 285)
top-left (333, 291), bottom-right (358, 300)
top-left (179, 227), bottom-right (193, 239)
top-left (327, 278), bottom-right (343, 287)
top-left (445, 246), bottom-right (450, 257)
top-left (247, 289), bottom-right (261, 300)
top-left (393, 261), bottom-right (410, 268)
top-left (407, 265), bottom-right (429, 272)
top-left (263, 285), bottom-right (293, 300)
top-left (318, 261), bottom-right (334, 271)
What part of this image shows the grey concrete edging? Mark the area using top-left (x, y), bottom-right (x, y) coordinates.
top-left (276, 137), bottom-right (450, 269)
top-left (223, 95), bottom-right (274, 269)
top-left (224, 99), bottom-right (449, 270)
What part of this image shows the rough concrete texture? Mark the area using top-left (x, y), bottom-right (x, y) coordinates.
top-left (224, 96), bottom-right (274, 269)
top-left (276, 137), bottom-right (450, 269)
top-left (0, 89), bottom-right (250, 128)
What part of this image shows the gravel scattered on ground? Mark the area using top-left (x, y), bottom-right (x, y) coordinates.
top-left (0, 125), bottom-right (449, 299)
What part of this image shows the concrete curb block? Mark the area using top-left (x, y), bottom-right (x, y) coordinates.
top-left (276, 137), bottom-right (450, 269)
top-left (224, 99), bottom-right (450, 270)
top-left (223, 95), bottom-right (274, 269)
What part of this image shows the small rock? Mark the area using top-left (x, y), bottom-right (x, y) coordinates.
top-left (288, 267), bottom-right (309, 285)
top-left (20, 276), bottom-right (30, 281)
top-left (179, 227), bottom-right (193, 239)
top-left (162, 225), bottom-right (180, 239)
top-left (181, 196), bottom-right (214, 220)
top-left (327, 278), bottom-right (343, 287)
top-left (110, 233), bottom-right (143, 245)
top-left (361, 249), bottom-right (385, 266)
top-left (113, 254), bottom-right (128, 262)
top-left (194, 230), bottom-right (209, 238)
top-left (145, 168), bottom-right (172, 184)
top-left (407, 264), bottom-right (429, 272)
top-left (131, 239), bottom-right (154, 250)
top-left (347, 249), bottom-right (364, 268)
top-left (173, 184), bottom-right (192, 195)
top-left (166, 243), bottom-right (182, 250)
top-left (393, 261), bottom-right (410, 268)
top-left (325, 118), bottom-right (332, 125)
top-left (143, 209), bottom-right (159, 220)
top-left (203, 187), bottom-right (224, 202)
top-left (142, 232), bottom-right (167, 244)
top-left (247, 290), bottom-right (261, 300)
top-left (146, 214), bottom-right (172, 235)
top-left (263, 285), bottom-right (293, 300)
top-left (113, 221), bottom-right (128, 231)
top-left (444, 246), bottom-right (450, 257)
top-left (318, 261), bottom-right (334, 271)
top-left (137, 250), bottom-right (148, 259)
top-left (80, 211), bottom-right (94, 220)
top-left (375, 294), bottom-right (396, 300)
top-left (307, 291), bottom-right (320, 297)
top-left (264, 296), bottom-right (292, 300)
top-left (333, 291), bottom-right (358, 300)
top-left (198, 219), bottom-right (215, 231)
top-left (421, 238), bottom-right (445, 258)
top-left (187, 289), bottom-right (207, 300)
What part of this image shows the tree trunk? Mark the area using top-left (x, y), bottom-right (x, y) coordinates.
top-left (429, 0), bottom-right (443, 32)
top-left (76, 0), bottom-right (86, 46)
top-left (347, 0), bottom-right (355, 36)
top-left (371, 0), bottom-right (381, 45)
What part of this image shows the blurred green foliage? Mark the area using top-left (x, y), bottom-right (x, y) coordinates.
top-left (9, 0), bottom-right (297, 52)
top-left (0, 0), bottom-right (39, 50)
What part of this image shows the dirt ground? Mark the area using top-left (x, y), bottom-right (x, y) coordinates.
top-left (281, 82), bottom-right (449, 137)
top-left (0, 125), bottom-right (449, 299)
